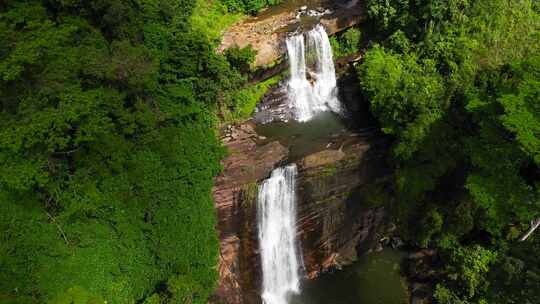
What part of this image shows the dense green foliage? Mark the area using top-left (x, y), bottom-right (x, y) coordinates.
top-left (3, 0), bottom-right (539, 302)
top-left (191, 1), bottom-right (243, 45)
top-left (329, 27), bottom-right (362, 58)
top-left (221, 0), bottom-right (282, 15)
top-left (225, 45), bottom-right (257, 74)
top-left (358, 0), bottom-right (540, 302)
top-left (0, 0), bottom-right (251, 303)
top-left (222, 75), bottom-right (281, 122)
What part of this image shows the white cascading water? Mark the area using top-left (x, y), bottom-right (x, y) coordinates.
top-left (257, 164), bottom-right (301, 304)
top-left (286, 34), bottom-right (316, 121)
top-left (309, 25), bottom-right (341, 114)
top-left (286, 24), bottom-right (341, 122)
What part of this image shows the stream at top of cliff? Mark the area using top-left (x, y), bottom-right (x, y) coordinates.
top-left (254, 0), bottom-right (355, 20)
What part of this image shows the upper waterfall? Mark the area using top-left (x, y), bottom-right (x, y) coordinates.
top-left (286, 24), bottom-right (341, 122)
top-left (257, 164), bottom-right (302, 304)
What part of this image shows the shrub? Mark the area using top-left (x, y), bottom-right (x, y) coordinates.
top-left (221, 0), bottom-right (282, 15)
top-left (224, 45), bottom-right (257, 73)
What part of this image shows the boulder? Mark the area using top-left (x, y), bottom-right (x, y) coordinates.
top-left (296, 139), bottom-right (391, 277)
top-left (412, 296), bottom-right (431, 304)
top-left (300, 149), bottom-right (346, 169)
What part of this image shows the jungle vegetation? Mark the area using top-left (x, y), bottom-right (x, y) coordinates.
top-left (0, 0), bottom-right (269, 303)
top-left (2, 0), bottom-right (539, 303)
top-left (358, 0), bottom-right (540, 303)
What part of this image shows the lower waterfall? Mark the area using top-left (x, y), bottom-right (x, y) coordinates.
top-left (257, 164), bottom-right (302, 304)
top-left (286, 24), bottom-right (341, 122)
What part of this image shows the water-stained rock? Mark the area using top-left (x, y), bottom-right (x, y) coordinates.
top-left (212, 120), bottom-right (392, 303)
top-left (296, 139), bottom-right (391, 278)
top-left (212, 123), bottom-right (288, 304)
top-left (300, 149), bottom-right (346, 169)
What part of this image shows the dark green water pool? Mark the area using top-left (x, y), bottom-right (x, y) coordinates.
top-left (255, 111), bottom-right (349, 161)
top-left (255, 111), bottom-right (378, 162)
top-left (290, 249), bottom-right (409, 304)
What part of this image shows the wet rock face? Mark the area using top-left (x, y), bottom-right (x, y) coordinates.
top-left (212, 123), bottom-right (288, 304)
top-left (296, 140), bottom-right (390, 278)
top-left (212, 120), bottom-right (391, 303)
top-left (405, 249), bottom-right (439, 304)
top-left (252, 84), bottom-right (295, 124)
top-left (300, 149), bottom-right (346, 169)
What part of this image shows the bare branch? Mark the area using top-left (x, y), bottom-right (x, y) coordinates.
top-left (52, 148), bottom-right (78, 155)
top-left (519, 217), bottom-right (540, 241)
top-left (46, 211), bottom-right (70, 246)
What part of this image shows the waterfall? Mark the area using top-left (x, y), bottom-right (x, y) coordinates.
top-left (309, 25), bottom-right (341, 114)
top-left (286, 24), bottom-right (341, 122)
top-left (286, 34), bottom-right (316, 122)
top-left (258, 164), bottom-right (302, 304)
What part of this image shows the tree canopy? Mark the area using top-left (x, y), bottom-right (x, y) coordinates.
top-left (0, 0), bottom-right (261, 303)
top-left (359, 0), bottom-right (540, 302)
